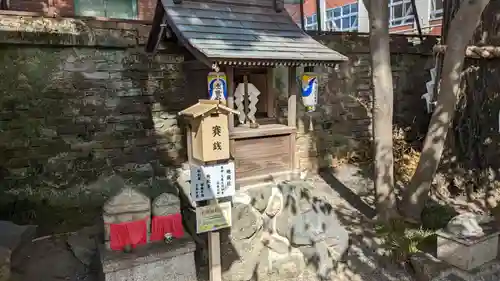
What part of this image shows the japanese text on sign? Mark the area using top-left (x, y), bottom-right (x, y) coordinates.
top-left (212, 125), bottom-right (222, 151)
top-left (214, 81), bottom-right (223, 100)
top-left (189, 162), bottom-right (236, 202)
top-left (196, 201), bottom-right (232, 233)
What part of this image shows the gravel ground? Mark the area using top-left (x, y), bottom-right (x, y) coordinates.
top-left (8, 164), bottom-right (416, 281)
top-left (314, 164), bottom-right (416, 281)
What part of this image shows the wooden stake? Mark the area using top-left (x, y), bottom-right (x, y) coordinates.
top-left (287, 67), bottom-right (297, 128)
top-left (288, 67), bottom-right (298, 174)
top-left (208, 200), bottom-right (222, 281)
top-left (186, 125), bottom-right (193, 164)
top-left (227, 66), bottom-right (235, 130)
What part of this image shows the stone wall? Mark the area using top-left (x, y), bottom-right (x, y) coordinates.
top-left (292, 33), bottom-right (436, 171)
top-left (0, 15), bottom-right (188, 231)
top-left (0, 14), bottom-right (437, 230)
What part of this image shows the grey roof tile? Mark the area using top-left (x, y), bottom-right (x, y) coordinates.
top-left (158, 0), bottom-right (347, 64)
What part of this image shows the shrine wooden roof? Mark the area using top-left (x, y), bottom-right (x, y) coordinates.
top-left (145, 0), bottom-right (347, 67)
top-left (179, 99), bottom-right (239, 118)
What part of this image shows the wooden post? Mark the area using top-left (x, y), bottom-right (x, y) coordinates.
top-left (267, 67), bottom-right (275, 118)
top-left (288, 67), bottom-right (298, 175)
top-left (288, 67), bottom-right (297, 127)
top-left (227, 67), bottom-right (235, 130)
top-left (243, 74), bottom-right (249, 124)
top-left (208, 199), bottom-right (222, 281)
top-left (186, 125), bottom-right (193, 164)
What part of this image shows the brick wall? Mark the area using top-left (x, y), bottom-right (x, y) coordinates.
top-left (6, 0), bottom-right (156, 20)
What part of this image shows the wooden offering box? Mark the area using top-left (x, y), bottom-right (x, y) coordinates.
top-left (179, 100), bottom-right (239, 163)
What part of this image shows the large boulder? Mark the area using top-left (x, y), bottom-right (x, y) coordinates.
top-left (0, 221), bottom-right (37, 252)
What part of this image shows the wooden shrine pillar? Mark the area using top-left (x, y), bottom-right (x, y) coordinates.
top-left (288, 67), bottom-right (298, 173)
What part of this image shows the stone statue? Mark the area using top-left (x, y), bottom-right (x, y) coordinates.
top-left (446, 212), bottom-right (494, 239)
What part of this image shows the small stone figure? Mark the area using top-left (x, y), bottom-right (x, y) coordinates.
top-left (446, 212), bottom-right (494, 238)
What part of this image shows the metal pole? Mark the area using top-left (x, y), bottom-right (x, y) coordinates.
top-left (410, 0), bottom-right (424, 42)
top-left (300, 0), bottom-right (305, 30)
top-left (315, 0), bottom-right (321, 33)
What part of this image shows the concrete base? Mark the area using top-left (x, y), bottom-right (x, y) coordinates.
top-left (411, 252), bottom-right (500, 281)
top-left (99, 238), bottom-right (197, 281)
top-left (436, 223), bottom-right (499, 271)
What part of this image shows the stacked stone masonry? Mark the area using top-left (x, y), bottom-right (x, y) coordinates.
top-left (293, 34), bottom-right (435, 171)
top-left (0, 14), bottom-right (436, 225)
top-left (0, 15), bottom-right (188, 218)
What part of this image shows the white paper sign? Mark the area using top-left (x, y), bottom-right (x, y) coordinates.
top-left (189, 162), bottom-right (235, 201)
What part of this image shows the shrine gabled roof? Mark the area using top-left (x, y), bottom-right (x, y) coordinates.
top-left (178, 100), bottom-right (239, 119)
top-left (146, 0), bottom-right (347, 67)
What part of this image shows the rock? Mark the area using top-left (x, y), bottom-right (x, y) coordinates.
top-left (274, 207), bottom-right (294, 238)
top-left (263, 234), bottom-right (289, 254)
top-left (0, 247), bottom-right (10, 281)
top-left (290, 203), bottom-right (348, 249)
top-left (269, 252), bottom-right (305, 279)
top-left (278, 182), bottom-right (313, 214)
top-left (67, 231), bottom-right (97, 266)
top-left (222, 239), bottom-right (267, 281)
top-left (247, 187), bottom-right (272, 212)
top-left (152, 192), bottom-right (181, 216)
top-left (446, 212), bottom-right (487, 239)
top-left (299, 241), bottom-right (335, 280)
top-left (265, 193), bottom-right (282, 218)
top-left (231, 204), bottom-right (262, 240)
top-left (0, 221), bottom-right (37, 251)
top-left (17, 238), bottom-right (87, 281)
top-left (410, 252), bottom-right (465, 281)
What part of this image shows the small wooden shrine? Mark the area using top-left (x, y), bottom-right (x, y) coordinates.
top-left (146, 0), bottom-right (347, 186)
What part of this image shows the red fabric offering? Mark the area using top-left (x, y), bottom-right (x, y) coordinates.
top-left (109, 218), bottom-right (148, 251)
top-left (150, 213), bottom-right (184, 242)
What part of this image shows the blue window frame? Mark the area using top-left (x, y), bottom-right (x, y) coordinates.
top-left (74, 0), bottom-right (138, 19)
top-left (430, 0), bottom-right (443, 19)
top-left (305, 14), bottom-right (318, 30)
top-left (389, 0), bottom-right (414, 27)
top-left (325, 3), bottom-right (358, 31)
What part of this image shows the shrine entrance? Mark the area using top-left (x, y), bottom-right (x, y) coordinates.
top-left (145, 0), bottom-right (347, 187)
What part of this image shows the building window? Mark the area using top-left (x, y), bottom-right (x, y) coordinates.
top-left (305, 14), bottom-right (318, 31)
top-left (389, 0), bottom-right (414, 27)
top-left (325, 3), bottom-right (358, 31)
top-left (430, 0), bottom-right (443, 19)
top-left (74, 0), bottom-right (138, 19)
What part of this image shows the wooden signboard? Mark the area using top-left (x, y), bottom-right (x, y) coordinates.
top-left (195, 201), bottom-right (232, 234)
top-left (179, 99), bottom-right (240, 281)
top-left (178, 100), bottom-right (239, 162)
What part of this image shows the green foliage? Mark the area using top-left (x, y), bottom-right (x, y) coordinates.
top-left (375, 219), bottom-right (434, 263)
top-left (421, 203), bottom-right (457, 230)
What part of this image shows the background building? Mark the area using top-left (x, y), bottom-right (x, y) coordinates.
top-left (1, 0), bottom-right (442, 35)
top-left (1, 0), bottom-right (157, 21)
top-left (285, 0), bottom-right (443, 35)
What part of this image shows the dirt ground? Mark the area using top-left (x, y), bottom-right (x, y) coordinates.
top-left (7, 165), bottom-right (418, 281)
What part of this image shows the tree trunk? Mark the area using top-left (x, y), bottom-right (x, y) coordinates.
top-left (369, 0), bottom-right (398, 222)
top-left (400, 0), bottom-right (491, 222)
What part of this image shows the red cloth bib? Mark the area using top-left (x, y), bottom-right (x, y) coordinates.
top-left (150, 213), bottom-right (184, 242)
top-left (109, 218), bottom-right (148, 251)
